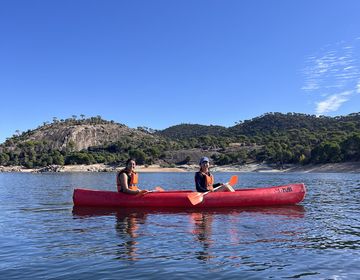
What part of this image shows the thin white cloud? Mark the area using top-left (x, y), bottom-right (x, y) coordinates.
top-left (302, 38), bottom-right (360, 114)
top-left (316, 91), bottom-right (353, 115)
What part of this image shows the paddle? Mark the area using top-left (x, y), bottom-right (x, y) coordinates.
top-left (137, 186), bottom-right (165, 196)
top-left (187, 175), bottom-right (238, 205)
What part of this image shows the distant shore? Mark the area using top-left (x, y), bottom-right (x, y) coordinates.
top-left (1, 162), bottom-right (360, 173)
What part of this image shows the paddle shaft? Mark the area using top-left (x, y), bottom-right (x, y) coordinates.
top-left (202, 185), bottom-right (223, 196)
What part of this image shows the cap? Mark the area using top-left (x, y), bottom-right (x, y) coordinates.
top-left (199, 157), bottom-right (210, 165)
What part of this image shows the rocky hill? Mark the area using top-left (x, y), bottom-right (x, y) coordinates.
top-left (1, 117), bottom-right (160, 152)
top-left (26, 122), bottom-right (156, 152)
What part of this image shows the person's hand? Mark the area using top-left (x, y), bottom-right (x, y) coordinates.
top-left (207, 186), bottom-right (214, 192)
top-left (137, 189), bottom-right (149, 195)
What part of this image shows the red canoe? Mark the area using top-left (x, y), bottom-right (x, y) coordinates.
top-left (73, 183), bottom-right (306, 208)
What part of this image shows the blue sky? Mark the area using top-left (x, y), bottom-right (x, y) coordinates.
top-left (1, 0), bottom-right (360, 144)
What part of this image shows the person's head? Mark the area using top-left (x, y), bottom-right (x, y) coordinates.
top-left (125, 159), bottom-right (136, 171)
top-left (199, 157), bottom-right (210, 171)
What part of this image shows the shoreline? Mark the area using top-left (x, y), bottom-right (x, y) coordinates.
top-left (1, 162), bottom-right (360, 173)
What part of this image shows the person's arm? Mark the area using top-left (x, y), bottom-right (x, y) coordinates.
top-left (195, 172), bottom-right (209, 192)
top-left (119, 173), bottom-right (141, 195)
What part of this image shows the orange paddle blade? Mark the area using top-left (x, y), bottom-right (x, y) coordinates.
top-left (228, 175), bottom-right (238, 186)
top-left (187, 192), bottom-right (204, 205)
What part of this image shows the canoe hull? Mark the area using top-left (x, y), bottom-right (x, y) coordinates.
top-left (73, 183), bottom-right (306, 208)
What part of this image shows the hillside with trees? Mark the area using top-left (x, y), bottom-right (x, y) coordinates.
top-left (0, 113), bottom-right (359, 169)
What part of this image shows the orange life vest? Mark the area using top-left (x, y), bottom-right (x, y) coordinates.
top-left (202, 172), bottom-right (214, 189)
top-left (117, 169), bottom-right (139, 191)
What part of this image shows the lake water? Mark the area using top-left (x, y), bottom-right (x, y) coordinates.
top-left (1, 172), bottom-right (359, 279)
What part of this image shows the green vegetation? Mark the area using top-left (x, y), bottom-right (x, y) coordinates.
top-left (0, 113), bottom-right (359, 168)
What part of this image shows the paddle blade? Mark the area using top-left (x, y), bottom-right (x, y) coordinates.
top-left (228, 175), bottom-right (238, 186)
top-left (187, 192), bottom-right (204, 205)
top-left (155, 186), bottom-right (165, 192)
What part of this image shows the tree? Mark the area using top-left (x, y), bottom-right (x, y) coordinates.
top-left (213, 154), bottom-right (232, 165)
top-left (37, 154), bottom-right (54, 166)
top-left (147, 147), bottom-right (161, 158)
top-left (341, 133), bottom-right (360, 161)
top-left (67, 141), bottom-right (76, 153)
top-left (0, 153), bottom-right (10, 165)
top-left (65, 152), bottom-right (95, 165)
top-left (93, 153), bottom-right (106, 163)
top-left (324, 142), bottom-right (342, 163)
top-left (52, 151), bottom-right (65, 165)
top-left (299, 154), bottom-right (306, 164)
top-left (129, 149), bottom-right (146, 165)
top-left (311, 142), bottom-right (342, 163)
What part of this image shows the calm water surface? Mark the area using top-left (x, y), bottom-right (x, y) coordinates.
top-left (0, 172), bottom-right (360, 279)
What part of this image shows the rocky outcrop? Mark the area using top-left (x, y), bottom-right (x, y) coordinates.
top-left (25, 123), bottom-right (157, 151)
top-left (0, 166), bottom-right (24, 172)
top-left (36, 165), bottom-right (63, 173)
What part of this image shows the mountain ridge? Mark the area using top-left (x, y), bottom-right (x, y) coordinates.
top-left (1, 112), bottom-right (359, 168)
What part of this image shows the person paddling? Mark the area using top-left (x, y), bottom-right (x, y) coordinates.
top-left (116, 159), bottom-right (148, 194)
top-left (194, 157), bottom-right (234, 192)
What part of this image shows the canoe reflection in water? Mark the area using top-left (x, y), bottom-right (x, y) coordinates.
top-left (72, 205), bottom-right (305, 261)
top-left (72, 205), bottom-right (306, 219)
top-left (72, 207), bottom-right (148, 261)
top-left (188, 205), bottom-right (305, 262)
top-left (114, 211), bottom-right (147, 261)
top-left (190, 212), bottom-right (214, 261)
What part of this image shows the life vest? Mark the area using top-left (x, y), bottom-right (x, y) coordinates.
top-left (201, 172), bottom-right (214, 189)
top-left (117, 169), bottom-right (139, 191)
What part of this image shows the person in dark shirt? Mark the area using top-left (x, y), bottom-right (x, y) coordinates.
top-left (194, 157), bottom-right (232, 193)
top-left (116, 159), bottom-right (148, 195)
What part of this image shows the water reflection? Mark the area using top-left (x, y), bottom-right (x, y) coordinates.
top-left (72, 205), bottom-right (306, 219)
top-left (190, 212), bottom-right (214, 261)
top-left (115, 211), bottom-right (147, 261)
top-left (188, 206), bottom-right (306, 262)
top-left (72, 205), bottom-right (306, 263)
top-left (72, 207), bottom-right (147, 261)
